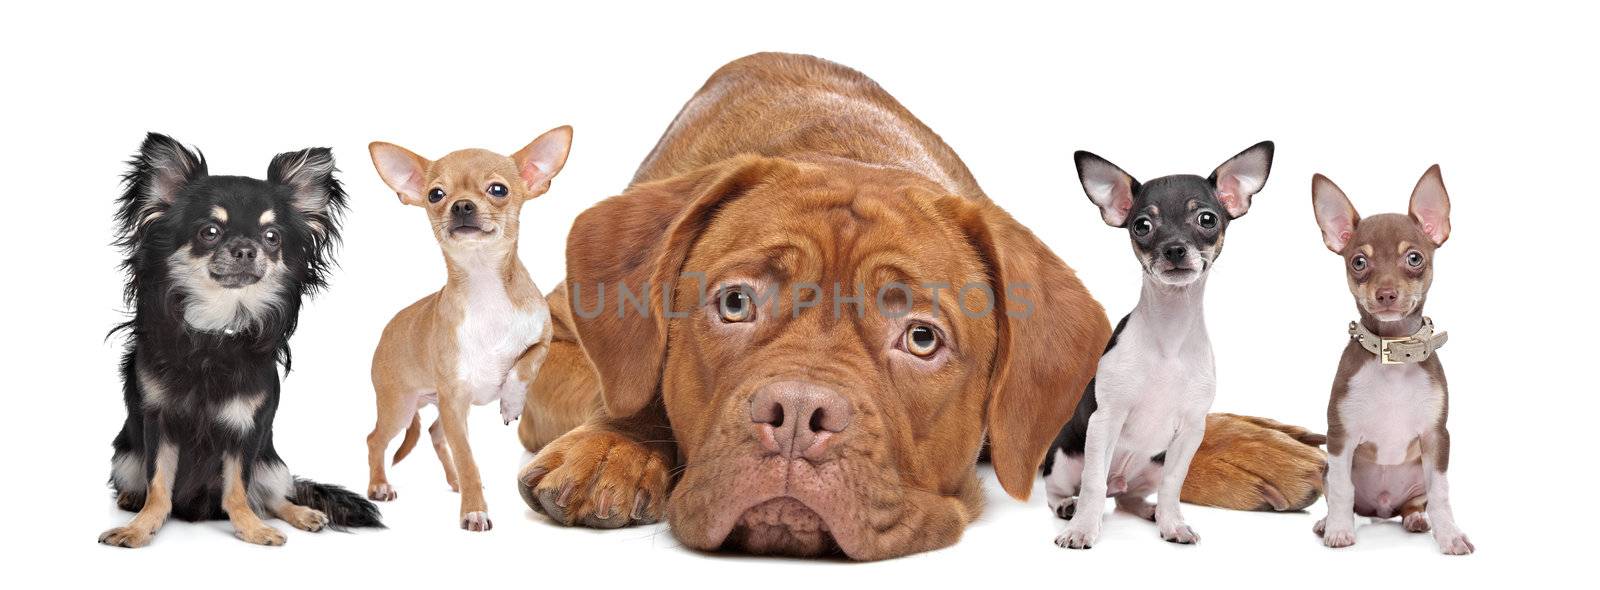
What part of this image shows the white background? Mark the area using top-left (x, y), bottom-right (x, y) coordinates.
top-left (3, 0), bottom-right (1593, 586)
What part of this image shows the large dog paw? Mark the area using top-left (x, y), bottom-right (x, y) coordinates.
top-left (235, 524), bottom-right (287, 546)
top-left (517, 428), bottom-right (670, 528)
top-left (1183, 413), bottom-right (1328, 512)
top-left (98, 526), bottom-right (154, 548)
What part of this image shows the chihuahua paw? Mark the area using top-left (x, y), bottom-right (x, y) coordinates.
top-left (1159, 522), bottom-right (1200, 544)
top-left (368, 482), bottom-right (396, 502)
top-left (98, 526), bottom-right (154, 548)
top-left (461, 511), bottom-right (493, 532)
top-left (1321, 525), bottom-right (1356, 548)
top-left (1435, 530), bottom-right (1475, 555)
top-left (1054, 522), bottom-right (1100, 549)
top-left (1049, 497), bottom-right (1077, 520)
top-left (283, 507), bottom-right (328, 532)
top-left (1403, 511), bottom-right (1431, 533)
top-left (518, 427), bottom-right (670, 528)
top-left (500, 394), bottom-right (524, 425)
top-left (235, 524), bottom-right (287, 546)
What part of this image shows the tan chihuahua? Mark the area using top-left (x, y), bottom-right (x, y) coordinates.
top-left (365, 126), bottom-right (572, 531)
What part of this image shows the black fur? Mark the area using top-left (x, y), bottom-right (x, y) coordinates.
top-left (1042, 314), bottom-right (1130, 476)
top-left (106, 133), bottom-right (379, 532)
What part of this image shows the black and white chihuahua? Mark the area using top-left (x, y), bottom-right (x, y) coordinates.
top-left (102, 133), bottom-right (380, 548)
top-left (1045, 142), bottom-right (1274, 549)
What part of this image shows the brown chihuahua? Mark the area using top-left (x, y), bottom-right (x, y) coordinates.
top-left (365, 126), bottom-right (572, 531)
top-left (1309, 165), bottom-right (1474, 554)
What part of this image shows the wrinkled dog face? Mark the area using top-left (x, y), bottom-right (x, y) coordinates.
top-left (1312, 166), bottom-right (1452, 320)
top-left (117, 134), bottom-right (345, 334)
top-left (1075, 142), bottom-right (1274, 286)
top-left (660, 173), bottom-right (1001, 559)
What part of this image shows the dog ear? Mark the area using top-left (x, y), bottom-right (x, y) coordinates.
top-left (1074, 151), bottom-right (1137, 227)
top-left (118, 133), bottom-right (207, 237)
top-left (1210, 141), bottom-right (1274, 219)
top-left (1311, 173), bottom-right (1360, 253)
top-left (566, 156), bottom-right (797, 418)
top-left (368, 142), bottom-right (431, 206)
top-left (938, 198), bottom-right (1112, 500)
top-left (512, 125), bottom-right (574, 196)
top-left (1409, 164), bottom-right (1451, 246)
top-left (268, 147), bottom-right (348, 241)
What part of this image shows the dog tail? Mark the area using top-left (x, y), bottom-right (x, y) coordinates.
top-left (392, 414), bottom-right (422, 465)
top-left (291, 478), bottom-right (384, 530)
top-left (1219, 413), bottom-right (1328, 447)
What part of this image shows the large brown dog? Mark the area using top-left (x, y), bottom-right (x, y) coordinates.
top-left (515, 53), bottom-right (1325, 560)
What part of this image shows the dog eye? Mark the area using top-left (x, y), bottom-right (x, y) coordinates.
top-left (904, 324), bottom-right (941, 357)
top-left (718, 288), bottom-right (754, 323)
top-left (428, 188), bottom-right (446, 203)
top-left (1407, 251), bottom-right (1425, 268)
top-left (198, 224), bottom-right (222, 243)
top-left (487, 183), bottom-right (509, 198)
top-left (1198, 211), bottom-right (1218, 229)
top-left (1132, 217), bottom-right (1153, 237)
top-left (1351, 255), bottom-right (1368, 271)
top-left (262, 228), bottom-right (281, 248)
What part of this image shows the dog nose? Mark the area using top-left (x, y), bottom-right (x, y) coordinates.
top-left (1375, 288), bottom-right (1399, 306)
top-left (749, 381), bottom-right (852, 460)
top-left (1163, 245), bottom-right (1187, 264)
top-left (451, 200), bottom-right (476, 216)
top-left (230, 244), bottom-right (257, 260)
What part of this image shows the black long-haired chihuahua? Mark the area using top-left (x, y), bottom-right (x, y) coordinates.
top-left (100, 133), bottom-right (381, 548)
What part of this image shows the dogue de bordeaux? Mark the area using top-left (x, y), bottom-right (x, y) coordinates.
top-left (513, 52), bottom-right (1326, 560)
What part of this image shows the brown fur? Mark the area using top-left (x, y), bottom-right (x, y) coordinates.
top-left (517, 53), bottom-right (1326, 559)
top-left (364, 128), bottom-right (576, 530)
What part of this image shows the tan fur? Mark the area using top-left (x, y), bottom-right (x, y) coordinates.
top-left (364, 128), bottom-right (573, 530)
top-left (517, 283), bottom-right (604, 452)
top-left (222, 456), bottom-right (285, 545)
top-left (98, 443), bottom-right (176, 548)
top-left (518, 53), bottom-right (1325, 559)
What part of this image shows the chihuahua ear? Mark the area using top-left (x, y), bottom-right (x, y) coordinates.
top-left (1311, 174), bottom-right (1360, 253)
top-left (512, 125), bottom-right (574, 196)
top-left (268, 147), bottom-right (347, 240)
top-left (119, 133), bottom-right (207, 234)
top-left (1074, 151), bottom-right (1138, 227)
top-left (1210, 141), bottom-right (1274, 219)
top-left (368, 142), bottom-right (431, 206)
top-left (1409, 164), bottom-right (1451, 246)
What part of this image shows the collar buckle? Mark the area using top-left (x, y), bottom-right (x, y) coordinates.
top-left (1380, 337), bottom-right (1408, 365)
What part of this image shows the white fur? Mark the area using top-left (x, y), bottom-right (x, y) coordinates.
top-left (249, 460), bottom-right (293, 511)
top-left (1057, 275), bottom-right (1214, 548)
top-left (166, 246), bottom-right (287, 333)
top-left (217, 392), bottom-right (264, 435)
top-left (451, 252), bottom-right (546, 409)
top-left (112, 450), bottom-right (145, 493)
top-left (137, 365), bottom-right (168, 408)
top-left (497, 364), bottom-right (529, 424)
top-left (1320, 357), bottom-right (1473, 553)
